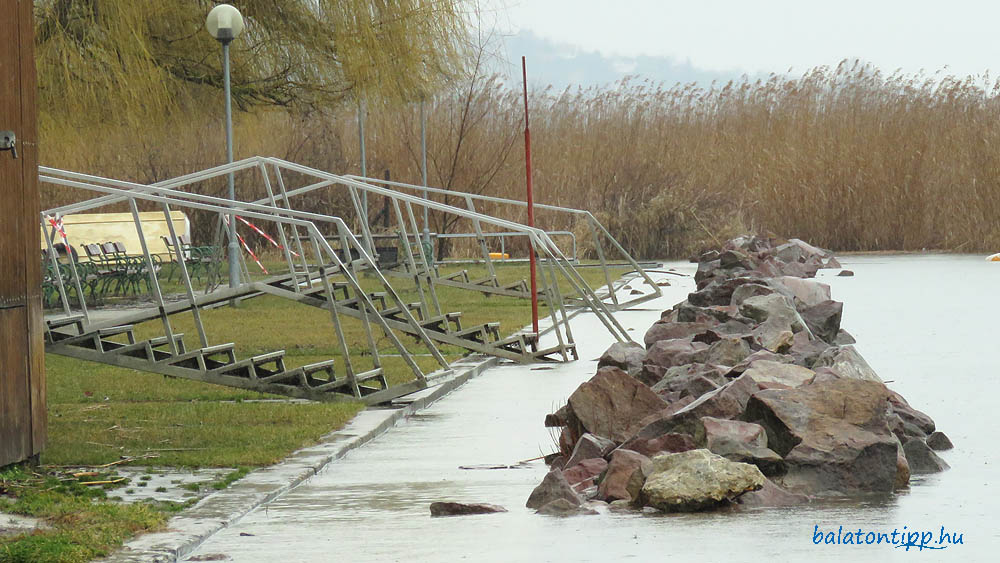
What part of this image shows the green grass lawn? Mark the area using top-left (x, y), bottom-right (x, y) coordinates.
top-left (43, 260), bottom-right (627, 469)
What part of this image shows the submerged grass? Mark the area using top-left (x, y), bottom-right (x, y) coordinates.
top-left (0, 465), bottom-right (166, 563)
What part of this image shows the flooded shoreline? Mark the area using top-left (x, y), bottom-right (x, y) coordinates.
top-left (186, 255), bottom-right (996, 562)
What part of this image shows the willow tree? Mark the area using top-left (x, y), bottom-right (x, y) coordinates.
top-left (34, 0), bottom-right (472, 127)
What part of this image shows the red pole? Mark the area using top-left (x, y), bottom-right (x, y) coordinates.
top-left (522, 56), bottom-right (539, 338)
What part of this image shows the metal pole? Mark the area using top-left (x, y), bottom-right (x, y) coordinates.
top-left (358, 101), bottom-right (368, 225)
top-left (421, 98), bottom-right (430, 244)
top-left (223, 41), bottom-right (239, 290)
top-left (522, 56), bottom-right (539, 337)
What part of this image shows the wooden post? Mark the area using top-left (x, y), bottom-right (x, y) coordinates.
top-left (1, 0), bottom-right (46, 467)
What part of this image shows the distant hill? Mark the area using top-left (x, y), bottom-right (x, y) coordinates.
top-left (500, 30), bottom-right (756, 90)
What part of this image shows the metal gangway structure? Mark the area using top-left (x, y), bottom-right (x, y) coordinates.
top-left (39, 157), bottom-right (661, 405)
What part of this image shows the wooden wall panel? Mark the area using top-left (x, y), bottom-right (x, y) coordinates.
top-left (0, 0), bottom-right (27, 306)
top-left (19, 0), bottom-right (45, 455)
top-left (1, 0), bottom-right (46, 466)
top-left (0, 308), bottom-right (31, 465)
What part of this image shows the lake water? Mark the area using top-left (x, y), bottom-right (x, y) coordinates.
top-left (188, 255), bottom-right (998, 562)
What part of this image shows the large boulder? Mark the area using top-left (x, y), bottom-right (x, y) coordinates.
top-left (744, 378), bottom-right (899, 495)
top-left (740, 293), bottom-right (808, 333)
top-left (753, 256), bottom-right (785, 278)
top-left (787, 238), bottom-right (831, 260)
top-left (736, 478), bottom-right (810, 508)
top-left (674, 303), bottom-right (748, 324)
top-left (697, 417), bottom-right (784, 476)
top-left (799, 300), bottom-right (843, 345)
top-left (902, 439), bottom-right (950, 474)
top-left (926, 431), bottom-right (954, 451)
top-left (835, 329), bottom-right (857, 345)
top-left (741, 360), bottom-right (816, 389)
top-left (641, 338), bottom-right (710, 383)
top-left (730, 283), bottom-right (776, 307)
top-left (774, 242), bottom-right (804, 263)
top-left (660, 396), bottom-right (696, 417)
top-left (535, 498), bottom-right (598, 516)
top-left (656, 375), bottom-right (760, 436)
top-left (780, 260), bottom-right (812, 278)
top-left (726, 350), bottom-right (794, 377)
top-left (694, 258), bottom-right (722, 285)
top-left (688, 276), bottom-right (761, 307)
top-left (544, 404), bottom-right (570, 428)
top-left (526, 469), bottom-right (583, 509)
top-left (597, 449), bottom-right (651, 502)
top-left (631, 373), bottom-right (763, 442)
top-left (813, 346), bottom-right (882, 382)
top-left (619, 429), bottom-right (697, 458)
top-left (768, 276), bottom-right (832, 309)
top-left (707, 441), bottom-right (785, 477)
top-left (706, 320), bottom-right (755, 338)
top-left (643, 321), bottom-right (712, 349)
top-left (895, 441), bottom-right (911, 489)
top-left (719, 249), bottom-right (756, 270)
top-left (563, 458), bottom-right (609, 491)
top-left (566, 367), bottom-right (666, 443)
top-left (697, 417), bottom-right (767, 449)
top-left (639, 449), bottom-right (766, 512)
top-left (671, 373), bottom-right (762, 426)
top-left (430, 502), bottom-right (507, 517)
top-left (651, 363), bottom-right (728, 398)
top-left (565, 433), bottom-right (616, 469)
top-left (751, 318), bottom-right (795, 353)
top-left (705, 336), bottom-right (751, 367)
top-left (788, 331), bottom-right (832, 367)
top-left (597, 342), bottom-right (646, 378)
top-left (887, 390), bottom-right (936, 435)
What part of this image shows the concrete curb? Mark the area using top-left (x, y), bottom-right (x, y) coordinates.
top-left (101, 355), bottom-right (499, 563)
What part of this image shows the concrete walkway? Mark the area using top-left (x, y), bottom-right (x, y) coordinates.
top-left (102, 355), bottom-right (500, 562)
top-left (102, 265), bottom-right (691, 562)
top-left (168, 267), bottom-right (692, 563)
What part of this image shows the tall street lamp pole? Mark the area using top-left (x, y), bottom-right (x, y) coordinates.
top-left (206, 4), bottom-right (245, 290)
top-left (421, 97), bottom-right (430, 246)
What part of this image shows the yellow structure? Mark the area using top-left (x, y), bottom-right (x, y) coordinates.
top-left (41, 211), bottom-right (190, 257)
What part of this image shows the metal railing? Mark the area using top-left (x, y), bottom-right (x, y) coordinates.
top-left (37, 157), bottom-right (662, 400)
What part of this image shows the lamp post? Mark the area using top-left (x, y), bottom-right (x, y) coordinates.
top-left (421, 97), bottom-right (430, 246)
top-left (206, 4), bottom-right (244, 290)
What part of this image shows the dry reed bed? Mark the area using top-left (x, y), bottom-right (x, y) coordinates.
top-left (39, 61), bottom-right (1000, 258)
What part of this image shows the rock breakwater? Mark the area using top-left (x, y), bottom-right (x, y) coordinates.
top-left (530, 236), bottom-right (950, 515)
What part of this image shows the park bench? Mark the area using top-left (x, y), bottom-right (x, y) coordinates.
top-left (80, 241), bottom-right (161, 297)
top-left (41, 249), bottom-right (104, 306)
top-left (160, 234), bottom-right (218, 282)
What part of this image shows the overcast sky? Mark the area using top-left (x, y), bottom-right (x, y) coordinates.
top-left (488, 0), bottom-right (1000, 87)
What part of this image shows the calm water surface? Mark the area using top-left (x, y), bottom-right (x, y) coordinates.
top-left (189, 255), bottom-right (998, 562)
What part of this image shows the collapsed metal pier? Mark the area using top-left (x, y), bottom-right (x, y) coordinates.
top-left (39, 158), bottom-right (661, 404)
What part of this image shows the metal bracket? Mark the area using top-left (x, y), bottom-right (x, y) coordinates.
top-left (1, 130), bottom-right (17, 159)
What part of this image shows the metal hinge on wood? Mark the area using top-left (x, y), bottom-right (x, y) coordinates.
top-left (1, 130), bottom-right (17, 159)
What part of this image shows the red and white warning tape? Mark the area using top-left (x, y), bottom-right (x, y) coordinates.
top-left (236, 216), bottom-right (299, 257)
top-left (224, 216), bottom-right (268, 274)
top-left (45, 214), bottom-right (68, 243)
